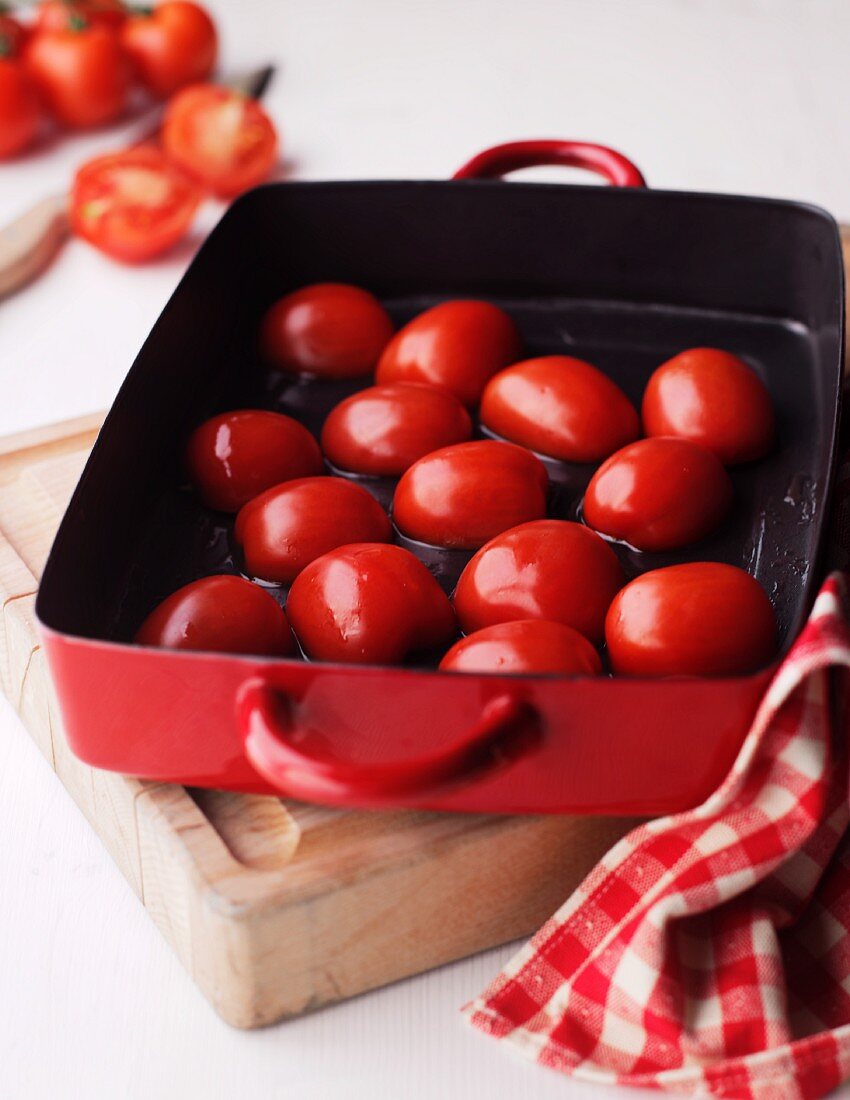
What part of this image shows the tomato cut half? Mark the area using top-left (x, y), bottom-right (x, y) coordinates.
top-left (162, 83), bottom-right (277, 198)
top-left (605, 563), bottom-right (777, 677)
top-left (70, 147), bottom-right (202, 262)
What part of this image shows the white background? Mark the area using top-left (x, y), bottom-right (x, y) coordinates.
top-left (2, 2), bottom-right (849, 1097)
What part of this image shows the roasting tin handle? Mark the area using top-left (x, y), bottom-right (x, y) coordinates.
top-left (238, 679), bottom-right (537, 804)
top-left (452, 139), bottom-right (646, 187)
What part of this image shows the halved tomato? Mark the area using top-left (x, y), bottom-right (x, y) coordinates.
top-left (480, 355), bottom-right (640, 463)
top-left (287, 543), bottom-right (456, 665)
top-left (439, 620), bottom-right (602, 676)
top-left (453, 519), bottom-right (624, 645)
top-left (642, 348), bottom-right (776, 464)
top-left (605, 563), bottom-right (777, 677)
top-left (70, 147), bottom-right (202, 262)
top-left (135, 574), bottom-right (294, 657)
top-left (261, 283), bottom-right (394, 379)
top-left (186, 409), bottom-right (324, 513)
top-left (583, 437), bottom-right (733, 551)
top-left (376, 300), bottom-right (523, 407)
top-left (392, 440), bottom-right (548, 550)
top-left (321, 382), bottom-right (473, 477)
top-left (162, 83), bottom-right (277, 198)
top-left (236, 477), bottom-right (393, 585)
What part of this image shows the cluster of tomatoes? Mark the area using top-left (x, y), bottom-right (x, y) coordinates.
top-left (136, 282), bottom-right (780, 680)
top-left (1, 0), bottom-right (278, 261)
top-left (1, 0), bottom-right (216, 150)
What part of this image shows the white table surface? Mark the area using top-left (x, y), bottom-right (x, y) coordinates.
top-left (2, 2), bottom-right (849, 1097)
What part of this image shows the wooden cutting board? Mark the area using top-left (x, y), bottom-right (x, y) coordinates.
top-left (0, 413), bottom-right (639, 1028)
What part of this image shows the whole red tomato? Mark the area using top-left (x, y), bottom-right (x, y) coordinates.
top-left (70, 146), bottom-right (201, 261)
top-left (186, 409), bottom-right (323, 513)
top-left (261, 283), bottom-right (394, 380)
top-left (24, 21), bottom-right (130, 128)
top-left (392, 440), bottom-right (548, 550)
top-left (236, 477), bottom-right (393, 584)
top-left (162, 84), bottom-right (277, 198)
top-left (583, 437), bottom-right (733, 551)
top-left (605, 562), bottom-right (776, 677)
top-left (642, 348), bottom-right (776, 464)
top-left (135, 574), bottom-right (294, 656)
top-left (453, 519), bottom-right (624, 644)
top-left (286, 543), bottom-right (456, 664)
top-left (480, 355), bottom-right (640, 462)
top-left (321, 383), bottom-right (473, 477)
top-left (375, 300), bottom-right (522, 407)
top-left (34, 0), bottom-right (126, 33)
top-left (121, 0), bottom-right (216, 99)
top-left (439, 619), bottom-right (602, 676)
top-left (0, 58), bottom-right (40, 158)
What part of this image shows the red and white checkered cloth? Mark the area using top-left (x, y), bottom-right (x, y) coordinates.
top-left (463, 467), bottom-right (850, 1098)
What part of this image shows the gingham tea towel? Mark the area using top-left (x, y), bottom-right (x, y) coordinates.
top-left (463, 461), bottom-right (850, 1098)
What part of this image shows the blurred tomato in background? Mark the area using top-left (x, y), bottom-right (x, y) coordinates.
top-left (0, 0), bottom-right (280, 265)
top-left (0, 53), bottom-right (40, 158)
top-left (121, 1), bottom-right (217, 98)
top-left (24, 20), bottom-right (132, 128)
top-left (33, 0), bottom-right (127, 33)
top-left (70, 145), bottom-right (202, 260)
top-left (0, 7), bottom-right (38, 158)
top-left (162, 82), bottom-right (276, 197)
top-left (0, 9), bottom-right (27, 52)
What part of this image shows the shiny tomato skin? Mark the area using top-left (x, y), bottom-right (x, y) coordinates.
top-left (439, 619), bottom-right (602, 676)
top-left (0, 58), bottom-right (40, 158)
top-left (120, 0), bottom-right (216, 98)
top-left (261, 283), bottom-right (394, 380)
top-left (236, 477), bottom-right (393, 584)
top-left (583, 437), bottom-right (733, 552)
top-left (162, 83), bottom-right (277, 198)
top-left (287, 543), bottom-right (456, 665)
top-left (135, 574), bottom-right (294, 656)
top-left (480, 355), bottom-right (640, 462)
top-left (454, 519), bottom-right (623, 644)
top-left (375, 300), bottom-right (522, 407)
top-left (642, 348), bottom-right (776, 464)
top-left (34, 1), bottom-right (127, 33)
top-left (70, 146), bottom-right (201, 262)
top-left (24, 23), bottom-right (130, 129)
top-left (606, 562), bottom-right (777, 677)
top-left (186, 410), bottom-right (323, 513)
top-left (392, 440), bottom-right (548, 550)
top-left (321, 383), bottom-right (473, 477)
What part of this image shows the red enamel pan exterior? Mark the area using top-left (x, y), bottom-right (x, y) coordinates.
top-left (36, 142), bottom-right (845, 815)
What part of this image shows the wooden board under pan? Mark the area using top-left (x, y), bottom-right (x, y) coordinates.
top-left (0, 412), bottom-right (639, 1027)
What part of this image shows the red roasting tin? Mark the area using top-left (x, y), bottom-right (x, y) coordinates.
top-left (36, 142), bottom-right (845, 814)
